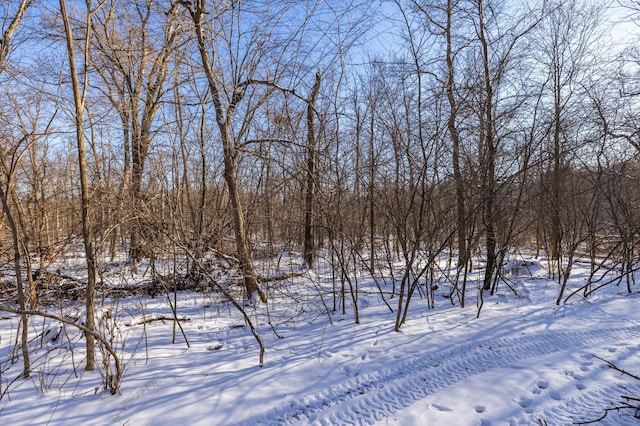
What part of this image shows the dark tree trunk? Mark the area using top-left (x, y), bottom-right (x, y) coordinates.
top-left (304, 71), bottom-right (321, 270)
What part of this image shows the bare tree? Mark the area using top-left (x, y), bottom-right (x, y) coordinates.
top-left (532, 0), bottom-right (604, 282)
top-left (303, 71), bottom-right (321, 270)
top-left (411, 0), bottom-right (470, 268)
top-left (91, 0), bottom-right (181, 265)
top-left (59, 0), bottom-right (101, 371)
top-left (0, 0), bottom-right (34, 379)
top-left (469, 0), bottom-right (545, 291)
top-left (178, 0), bottom-right (287, 303)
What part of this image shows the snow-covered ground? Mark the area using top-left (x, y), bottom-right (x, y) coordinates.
top-left (1, 254), bottom-right (640, 425)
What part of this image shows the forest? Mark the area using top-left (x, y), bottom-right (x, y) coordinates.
top-left (1, 0), bottom-right (640, 423)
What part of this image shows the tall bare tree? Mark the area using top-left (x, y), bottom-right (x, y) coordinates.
top-left (303, 71), bottom-right (321, 270)
top-left (471, 0), bottom-right (545, 291)
top-left (178, 0), bottom-right (282, 303)
top-left (91, 0), bottom-right (181, 264)
top-left (410, 0), bottom-right (476, 302)
top-left (0, 0), bottom-right (34, 379)
top-left (59, 0), bottom-right (101, 371)
top-left (533, 0), bottom-right (603, 281)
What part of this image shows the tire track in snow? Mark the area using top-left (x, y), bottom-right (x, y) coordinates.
top-left (246, 326), bottom-right (640, 426)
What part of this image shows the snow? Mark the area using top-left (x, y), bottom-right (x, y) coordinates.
top-left (1, 254), bottom-right (640, 425)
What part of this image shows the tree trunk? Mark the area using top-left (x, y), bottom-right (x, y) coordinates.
top-left (0, 185), bottom-right (30, 377)
top-left (368, 103), bottom-right (376, 275)
top-left (445, 0), bottom-right (468, 268)
top-left (222, 134), bottom-right (265, 302)
top-left (129, 132), bottom-right (150, 263)
top-left (304, 71), bottom-right (321, 270)
top-left (59, 0), bottom-right (98, 370)
top-left (550, 68), bottom-right (563, 267)
top-left (478, 0), bottom-right (497, 292)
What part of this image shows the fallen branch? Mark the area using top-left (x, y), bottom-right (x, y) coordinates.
top-left (130, 315), bottom-right (190, 326)
top-left (257, 271), bottom-right (305, 282)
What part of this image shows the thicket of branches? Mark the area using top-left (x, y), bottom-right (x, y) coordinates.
top-left (1, 0), bottom-right (640, 381)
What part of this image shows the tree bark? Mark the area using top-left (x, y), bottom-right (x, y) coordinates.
top-left (59, 0), bottom-right (98, 370)
top-left (0, 185), bottom-right (30, 377)
top-left (303, 71), bottom-right (321, 270)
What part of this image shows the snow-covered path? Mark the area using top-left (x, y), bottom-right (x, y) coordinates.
top-left (247, 326), bottom-right (640, 425)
